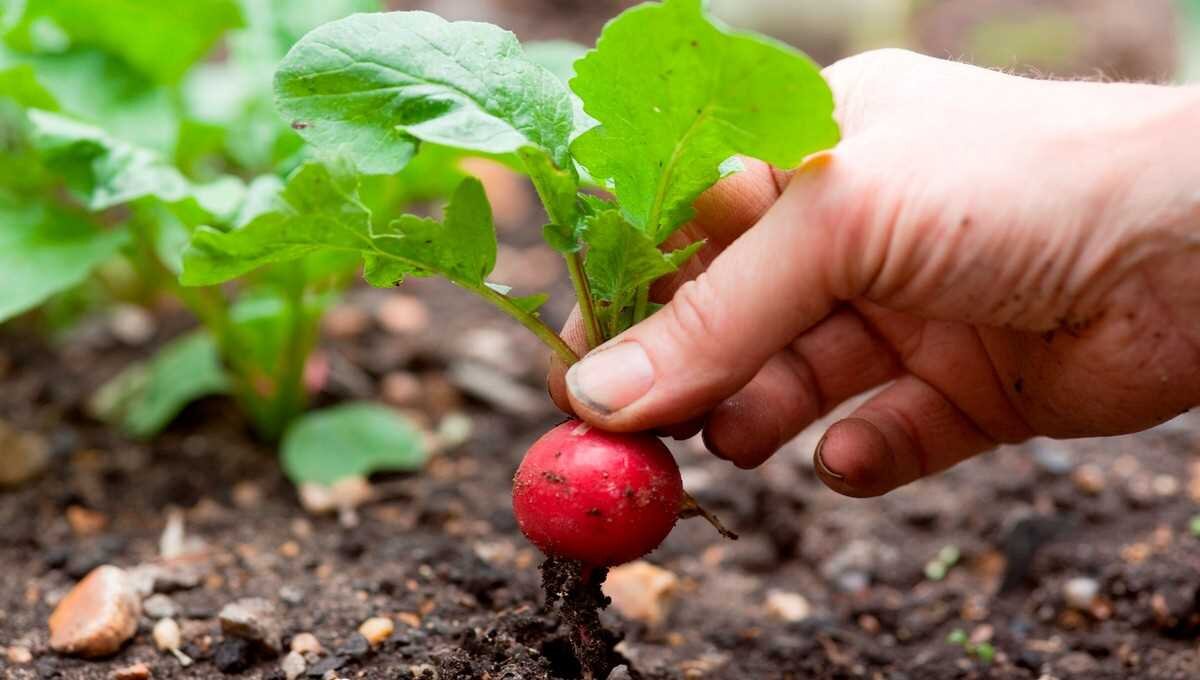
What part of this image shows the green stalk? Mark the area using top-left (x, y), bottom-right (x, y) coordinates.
top-left (473, 282), bottom-right (580, 366)
top-left (565, 251), bottom-right (603, 347)
top-left (632, 285), bottom-right (651, 325)
top-left (265, 282), bottom-right (312, 440)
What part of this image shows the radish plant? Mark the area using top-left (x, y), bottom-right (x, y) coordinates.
top-left (240, 0), bottom-right (837, 569)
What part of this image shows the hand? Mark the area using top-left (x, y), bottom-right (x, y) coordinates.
top-left (548, 49), bottom-right (1200, 497)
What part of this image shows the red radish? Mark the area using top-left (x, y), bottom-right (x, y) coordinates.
top-left (513, 420), bottom-right (683, 566)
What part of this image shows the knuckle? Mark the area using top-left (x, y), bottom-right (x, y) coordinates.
top-left (661, 273), bottom-right (724, 350)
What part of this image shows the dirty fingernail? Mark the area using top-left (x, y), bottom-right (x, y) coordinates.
top-left (565, 342), bottom-right (654, 415)
top-left (814, 434), bottom-right (845, 480)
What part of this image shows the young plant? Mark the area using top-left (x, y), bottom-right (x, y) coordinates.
top-left (251, 0), bottom-right (837, 563)
top-left (0, 0), bottom-right (450, 483)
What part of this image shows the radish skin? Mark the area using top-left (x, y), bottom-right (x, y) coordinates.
top-left (512, 420), bottom-right (683, 566)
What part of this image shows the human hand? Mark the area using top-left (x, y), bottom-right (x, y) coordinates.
top-left (548, 49), bottom-right (1200, 497)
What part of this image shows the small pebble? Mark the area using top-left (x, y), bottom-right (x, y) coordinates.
top-left (1063, 577), bottom-right (1100, 610)
top-left (214, 638), bottom-right (253, 674)
top-left (604, 561), bottom-right (679, 626)
top-left (110, 662), bottom-right (151, 680)
top-left (306, 655), bottom-right (347, 677)
top-left (290, 632), bottom-right (322, 656)
top-left (109, 304), bottom-right (156, 345)
top-left (279, 585), bottom-right (305, 605)
top-left (358, 617), bottom-right (394, 647)
top-left (219, 597), bottom-right (283, 653)
top-left (7, 646), bottom-right (33, 664)
top-left (66, 505), bottom-right (109, 537)
top-left (153, 618), bottom-right (182, 651)
top-left (282, 651), bottom-right (307, 680)
top-left (0, 422), bottom-right (50, 487)
top-left (380, 372), bottom-right (423, 408)
top-left (337, 633), bottom-right (370, 658)
top-left (143, 594), bottom-right (179, 619)
top-left (323, 305), bottom-right (370, 339)
top-left (1072, 464), bottom-right (1106, 495)
top-left (49, 565), bottom-right (142, 657)
top-left (764, 590), bottom-right (811, 623)
top-left (606, 666), bottom-right (634, 680)
top-left (376, 295), bottom-right (429, 335)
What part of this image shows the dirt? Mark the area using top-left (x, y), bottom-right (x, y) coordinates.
top-left (3, 2), bottom-right (1197, 680)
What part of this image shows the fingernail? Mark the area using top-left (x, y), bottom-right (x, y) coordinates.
top-left (796, 150), bottom-right (834, 175)
top-left (814, 435), bottom-right (845, 480)
top-left (566, 342), bottom-right (654, 415)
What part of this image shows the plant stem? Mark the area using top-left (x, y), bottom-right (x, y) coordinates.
top-left (565, 251), bottom-right (603, 347)
top-left (269, 281), bottom-right (312, 439)
top-left (473, 283), bottom-right (580, 366)
top-left (632, 284), bottom-right (651, 324)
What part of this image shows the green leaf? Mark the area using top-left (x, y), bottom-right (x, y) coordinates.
top-left (181, 163), bottom-right (498, 291)
top-left (6, 0), bottom-right (244, 84)
top-left (281, 402), bottom-right (428, 484)
top-left (89, 332), bottom-right (229, 438)
top-left (4, 50), bottom-right (178, 155)
top-left (0, 64), bottom-right (57, 109)
top-left (27, 109), bottom-right (245, 219)
top-left (584, 209), bottom-right (702, 332)
top-left (181, 160), bottom-right (368, 285)
top-left (0, 197), bottom-right (127, 322)
top-left (570, 0), bottom-right (839, 241)
top-left (361, 176), bottom-right (496, 286)
top-left (274, 10), bottom-right (574, 174)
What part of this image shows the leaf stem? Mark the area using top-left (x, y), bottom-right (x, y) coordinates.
top-left (473, 282), bottom-right (580, 366)
top-left (565, 251), bottom-right (603, 347)
top-left (632, 284), bottom-right (650, 324)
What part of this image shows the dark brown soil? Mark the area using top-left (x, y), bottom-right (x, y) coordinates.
top-left (2, 3), bottom-right (1195, 680)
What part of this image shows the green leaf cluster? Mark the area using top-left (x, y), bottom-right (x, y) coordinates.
top-left (265, 0), bottom-right (838, 341)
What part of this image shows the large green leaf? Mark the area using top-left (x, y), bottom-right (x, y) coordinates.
top-left (0, 198), bottom-right (126, 322)
top-left (281, 402), bottom-right (428, 485)
top-left (89, 332), bottom-right (230, 438)
top-left (5, 0), bottom-right (243, 84)
top-left (27, 109), bottom-right (245, 220)
top-left (274, 10), bottom-right (574, 175)
top-left (570, 0), bottom-right (839, 241)
top-left (181, 161), bottom-right (498, 290)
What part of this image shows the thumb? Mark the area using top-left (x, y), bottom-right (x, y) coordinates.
top-left (565, 154), bottom-right (858, 431)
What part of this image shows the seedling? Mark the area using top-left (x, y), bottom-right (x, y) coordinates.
top-left (946, 628), bottom-right (996, 665)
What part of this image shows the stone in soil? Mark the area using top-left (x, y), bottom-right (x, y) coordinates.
top-left (0, 422), bottom-right (49, 487)
top-left (7, 646), bottom-right (33, 664)
top-left (214, 638), bottom-right (254, 674)
top-left (358, 617), bottom-right (395, 647)
top-left (219, 597), bottom-right (283, 654)
top-left (380, 371), bottom-right (423, 407)
top-left (110, 662), bottom-right (151, 679)
top-left (290, 632), bottom-right (322, 656)
top-left (376, 294), bottom-right (430, 335)
top-left (153, 618), bottom-right (182, 651)
top-left (765, 590), bottom-right (812, 623)
top-left (282, 651), bottom-right (307, 680)
top-left (603, 560), bottom-right (679, 626)
top-left (1063, 577), bottom-right (1100, 610)
top-left (49, 565), bottom-right (142, 658)
top-left (337, 633), bottom-right (371, 659)
top-left (143, 593), bottom-right (179, 619)
top-left (306, 654), bottom-right (347, 677)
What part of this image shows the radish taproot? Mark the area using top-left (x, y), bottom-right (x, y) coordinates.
top-left (513, 420), bottom-right (684, 566)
